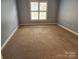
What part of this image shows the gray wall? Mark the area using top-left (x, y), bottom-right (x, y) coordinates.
top-left (58, 0), bottom-right (78, 33)
top-left (1, 0), bottom-right (18, 46)
top-left (16, 0), bottom-right (59, 24)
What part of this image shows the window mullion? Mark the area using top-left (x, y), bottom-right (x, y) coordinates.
top-left (38, 1), bottom-right (40, 20)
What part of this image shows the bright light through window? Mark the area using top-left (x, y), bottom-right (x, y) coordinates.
top-left (31, 2), bottom-right (47, 20)
top-left (31, 2), bottom-right (38, 11)
top-left (40, 3), bottom-right (47, 11)
top-left (39, 12), bottom-right (47, 20)
top-left (31, 12), bottom-right (38, 20)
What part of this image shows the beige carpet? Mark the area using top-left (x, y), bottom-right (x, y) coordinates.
top-left (2, 25), bottom-right (77, 59)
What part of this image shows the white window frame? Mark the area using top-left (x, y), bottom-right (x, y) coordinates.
top-left (30, 1), bottom-right (47, 21)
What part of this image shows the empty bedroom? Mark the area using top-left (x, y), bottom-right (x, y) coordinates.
top-left (1, 0), bottom-right (78, 59)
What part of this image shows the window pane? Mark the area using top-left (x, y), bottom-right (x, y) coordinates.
top-left (31, 2), bottom-right (38, 11)
top-left (39, 12), bottom-right (47, 20)
top-left (40, 2), bottom-right (47, 11)
top-left (31, 12), bottom-right (38, 20)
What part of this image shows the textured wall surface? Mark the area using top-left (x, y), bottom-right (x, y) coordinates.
top-left (1, 0), bottom-right (18, 46)
top-left (58, 0), bottom-right (78, 33)
top-left (16, 0), bottom-right (59, 24)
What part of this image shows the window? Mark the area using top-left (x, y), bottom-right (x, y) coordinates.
top-left (31, 2), bottom-right (47, 20)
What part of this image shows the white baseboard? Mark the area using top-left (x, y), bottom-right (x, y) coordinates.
top-left (1, 26), bottom-right (18, 50)
top-left (20, 23), bottom-right (57, 26)
top-left (57, 24), bottom-right (78, 35)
